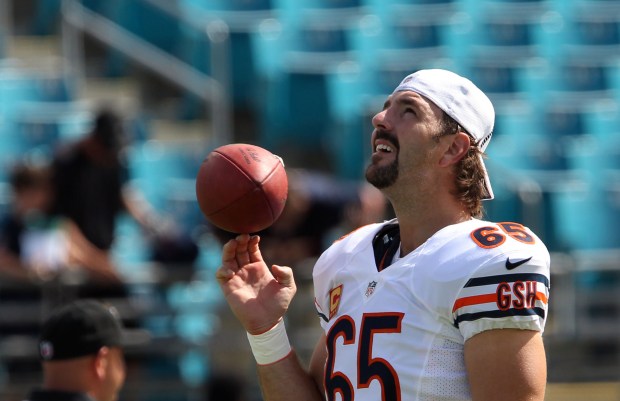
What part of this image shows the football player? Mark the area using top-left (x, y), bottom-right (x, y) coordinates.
top-left (216, 69), bottom-right (550, 401)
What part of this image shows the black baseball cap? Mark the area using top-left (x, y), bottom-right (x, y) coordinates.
top-left (39, 300), bottom-right (132, 361)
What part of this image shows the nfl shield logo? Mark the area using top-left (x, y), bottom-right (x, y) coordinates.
top-left (365, 281), bottom-right (377, 298)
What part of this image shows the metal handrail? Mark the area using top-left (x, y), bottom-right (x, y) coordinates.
top-left (60, 0), bottom-right (232, 146)
top-left (0, 0), bottom-right (12, 56)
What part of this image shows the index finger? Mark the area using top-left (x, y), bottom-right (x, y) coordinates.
top-left (221, 238), bottom-right (240, 268)
top-left (248, 235), bottom-right (264, 264)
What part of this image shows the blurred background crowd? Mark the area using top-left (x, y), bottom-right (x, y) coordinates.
top-left (0, 0), bottom-right (619, 400)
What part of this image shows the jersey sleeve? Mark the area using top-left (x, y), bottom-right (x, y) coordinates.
top-left (313, 248), bottom-right (333, 331)
top-left (312, 230), bottom-right (353, 331)
top-left (452, 230), bottom-right (551, 341)
top-left (312, 222), bottom-right (383, 331)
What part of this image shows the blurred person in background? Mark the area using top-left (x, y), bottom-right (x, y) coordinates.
top-left (24, 299), bottom-right (130, 401)
top-left (215, 69), bottom-right (551, 401)
top-left (259, 169), bottom-right (374, 279)
top-left (323, 181), bottom-right (391, 246)
top-left (50, 107), bottom-right (196, 274)
top-left (50, 108), bottom-right (164, 254)
top-left (0, 162), bottom-right (121, 284)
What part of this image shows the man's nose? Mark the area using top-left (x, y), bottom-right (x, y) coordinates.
top-left (372, 109), bottom-right (390, 131)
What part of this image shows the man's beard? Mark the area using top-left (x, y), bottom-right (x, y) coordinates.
top-left (366, 130), bottom-right (399, 189)
top-left (365, 155), bottom-right (399, 189)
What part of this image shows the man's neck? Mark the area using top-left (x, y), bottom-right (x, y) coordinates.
top-left (391, 197), bottom-right (471, 256)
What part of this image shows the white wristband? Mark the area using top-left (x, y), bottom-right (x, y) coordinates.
top-left (246, 320), bottom-right (292, 365)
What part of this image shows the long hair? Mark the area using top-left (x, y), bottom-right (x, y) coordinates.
top-left (437, 113), bottom-right (487, 218)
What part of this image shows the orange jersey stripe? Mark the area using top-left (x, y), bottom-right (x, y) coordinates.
top-left (333, 224), bottom-right (374, 244)
top-left (453, 294), bottom-right (496, 313)
top-left (453, 291), bottom-right (548, 313)
top-left (535, 291), bottom-right (548, 305)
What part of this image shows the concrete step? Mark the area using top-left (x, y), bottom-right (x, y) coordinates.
top-left (4, 35), bottom-right (63, 72)
top-left (149, 119), bottom-right (211, 143)
top-left (78, 77), bottom-right (142, 117)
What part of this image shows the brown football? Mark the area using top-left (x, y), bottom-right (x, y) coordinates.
top-left (195, 143), bottom-right (288, 233)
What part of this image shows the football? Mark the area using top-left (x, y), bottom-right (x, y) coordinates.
top-left (195, 143), bottom-right (288, 233)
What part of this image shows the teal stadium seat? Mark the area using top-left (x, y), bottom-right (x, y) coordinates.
top-left (547, 111), bottom-right (620, 251)
top-left (466, 59), bottom-right (549, 107)
top-left (508, 1), bottom-right (618, 93)
top-left (541, 53), bottom-right (619, 99)
top-left (97, 0), bottom-right (191, 75)
top-left (0, 67), bottom-right (74, 178)
top-left (565, 131), bottom-right (620, 187)
top-left (277, 0), bottom-right (367, 23)
top-left (250, 12), bottom-right (364, 163)
top-left (252, 1), bottom-right (366, 104)
top-left (534, 0), bottom-right (620, 62)
top-left (32, 0), bottom-right (62, 35)
top-left (365, 0), bottom-right (456, 19)
top-left (111, 214), bottom-right (152, 275)
top-left (12, 103), bottom-right (92, 155)
top-left (178, 348), bottom-right (210, 387)
top-left (573, 13), bottom-right (620, 48)
top-left (0, 70), bottom-right (48, 117)
top-left (480, 165), bottom-right (526, 224)
top-left (0, 71), bottom-right (43, 159)
top-left (167, 280), bottom-right (222, 314)
top-left (490, 103), bottom-right (568, 173)
top-left (488, 100), bottom-right (576, 251)
top-left (549, 172), bottom-right (620, 251)
top-left (583, 100), bottom-right (620, 137)
top-left (80, 0), bottom-right (216, 119)
top-left (543, 96), bottom-right (617, 140)
top-left (448, 0), bottom-right (555, 107)
top-left (126, 140), bottom-right (206, 194)
top-left (126, 140), bottom-right (208, 231)
top-left (357, 2), bottom-right (457, 60)
top-left (543, 100), bottom-right (588, 138)
top-left (561, 59), bottom-right (614, 93)
top-left (483, 0), bottom-right (545, 3)
top-left (182, 0), bottom-right (275, 29)
top-left (179, 0), bottom-right (276, 111)
top-left (80, 0), bottom-right (200, 61)
top-left (455, 0), bottom-right (550, 51)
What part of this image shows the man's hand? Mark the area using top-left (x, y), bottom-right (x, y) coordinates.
top-left (216, 234), bottom-right (297, 335)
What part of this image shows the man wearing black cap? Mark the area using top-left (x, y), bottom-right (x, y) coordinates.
top-left (25, 300), bottom-right (129, 401)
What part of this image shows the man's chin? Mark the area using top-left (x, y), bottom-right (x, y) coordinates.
top-left (365, 164), bottom-right (398, 190)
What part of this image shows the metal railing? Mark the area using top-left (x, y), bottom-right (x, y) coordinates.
top-left (0, 0), bottom-right (12, 57)
top-left (60, 0), bottom-right (232, 146)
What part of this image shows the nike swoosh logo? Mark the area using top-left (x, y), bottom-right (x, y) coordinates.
top-left (505, 256), bottom-right (533, 270)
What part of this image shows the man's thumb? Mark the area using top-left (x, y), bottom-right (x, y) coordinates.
top-left (271, 264), bottom-right (295, 288)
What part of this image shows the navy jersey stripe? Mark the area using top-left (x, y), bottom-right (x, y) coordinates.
top-left (454, 307), bottom-right (546, 327)
top-left (317, 310), bottom-right (329, 323)
top-left (465, 273), bottom-right (549, 288)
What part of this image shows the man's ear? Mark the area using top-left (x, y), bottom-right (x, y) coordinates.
top-left (93, 347), bottom-right (110, 379)
top-left (439, 132), bottom-right (471, 167)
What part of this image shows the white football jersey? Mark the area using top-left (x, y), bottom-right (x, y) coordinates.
top-left (313, 218), bottom-right (550, 401)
